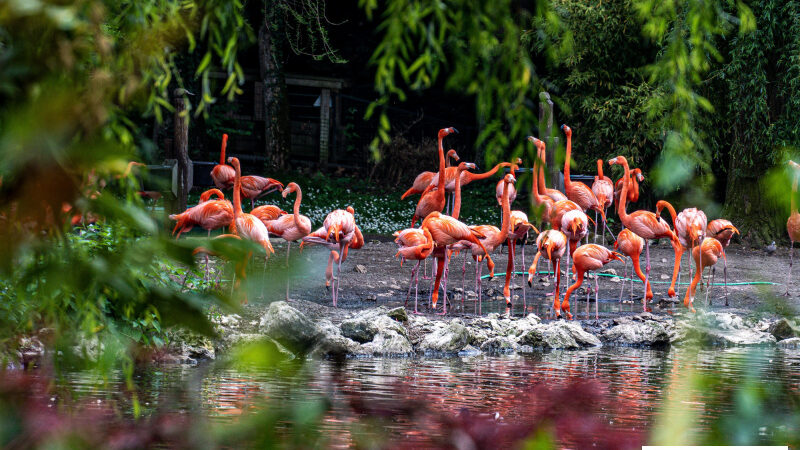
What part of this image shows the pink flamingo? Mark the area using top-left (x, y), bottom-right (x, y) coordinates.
top-left (562, 244), bottom-right (623, 320)
top-left (301, 207), bottom-right (357, 306)
top-left (401, 149), bottom-right (460, 200)
top-left (527, 229), bottom-right (568, 317)
top-left (683, 237), bottom-right (725, 313)
top-left (210, 134), bottom-right (235, 190)
top-left (657, 203), bottom-right (707, 298)
top-left (251, 205), bottom-right (287, 228)
top-left (706, 219), bottom-right (739, 305)
top-left (592, 159), bottom-right (614, 243)
top-left (266, 182), bottom-right (312, 300)
top-left (411, 127), bottom-right (458, 227)
top-left (394, 227), bottom-right (435, 313)
top-left (614, 228), bottom-right (650, 302)
top-left (561, 124), bottom-right (610, 239)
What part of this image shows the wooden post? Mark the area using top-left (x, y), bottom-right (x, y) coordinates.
top-left (319, 88), bottom-right (331, 167)
top-left (539, 92), bottom-right (562, 192)
top-left (172, 88), bottom-right (191, 213)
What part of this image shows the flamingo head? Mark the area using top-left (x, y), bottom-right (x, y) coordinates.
top-left (569, 217), bottom-right (582, 236)
top-left (226, 156), bottom-right (240, 170)
top-left (608, 251), bottom-right (624, 263)
top-left (608, 156), bottom-right (628, 167)
top-left (526, 135), bottom-right (537, 143)
top-left (346, 205), bottom-right (355, 215)
top-left (789, 160), bottom-right (800, 171)
top-left (560, 124), bottom-right (572, 136)
top-left (633, 168), bottom-right (644, 182)
top-left (439, 127), bottom-right (458, 138)
top-left (281, 182), bottom-right (300, 198)
top-left (327, 224), bottom-right (343, 243)
top-left (504, 173), bottom-right (516, 185)
top-left (446, 149), bottom-right (460, 161)
top-left (458, 162), bottom-right (477, 172)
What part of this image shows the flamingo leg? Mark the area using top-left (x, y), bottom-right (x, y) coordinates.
top-left (553, 259), bottom-right (562, 318)
top-left (406, 260), bottom-right (420, 309)
top-left (461, 252), bottom-right (467, 299)
top-left (250, 198), bottom-right (255, 210)
top-left (521, 237), bottom-right (526, 313)
top-left (723, 253), bottom-right (729, 306)
top-left (284, 242), bottom-right (291, 301)
top-left (477, 262), bottom-right (483, 316)
top-left (594, 211), bottom-right (598, 243)
top-left (442, 250), bottom-right (451, 313)
top-left (414, 261), bottom-right (420, 314)
top-left (205, 229), bottom-right (211, 281)
top-left (707, 266), bottom-right (715, 306)
top-left (603, 220), bottom-right (616, 242)
top-left (595, 270), bottom-right (600, 320)
top-left (334, 243), bottom-right (344, 307)
top-left (644, 241), bottom-right (651, 312)
top-left (619, 259), bottom-right (627, 302)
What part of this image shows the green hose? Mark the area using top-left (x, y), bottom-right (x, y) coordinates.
top-left (482, 270), bottom-right (780, 286)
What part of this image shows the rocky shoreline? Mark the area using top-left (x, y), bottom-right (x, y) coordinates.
top-left (163, 300), bottom-right (800, 365)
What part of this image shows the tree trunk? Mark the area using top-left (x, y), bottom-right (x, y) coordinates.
top-left (259, 6), bottom-right (291, 171)
top-left (721, 158), bottom-right (783, 247)
top-left (172, 88), bottom-right (191, 213)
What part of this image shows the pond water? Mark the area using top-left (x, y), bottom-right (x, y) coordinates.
top-left (54, 346), bottom-right (800, 447)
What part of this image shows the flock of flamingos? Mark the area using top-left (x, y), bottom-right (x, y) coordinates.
top-left (167, 127), bottom-right (800, 320)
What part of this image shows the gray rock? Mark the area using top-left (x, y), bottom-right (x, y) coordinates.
top-left (310, 319), bottom-right (363, 358)
top-left (362, 329), bottom-right (414, 355)
top-left (777, 337), bottom-right (800, 349)
top-left (259, 301), bottom-right (321, 353)
top-left (676, 312), bottom-right (777, 346)
top-left (458, 345), bottom-right (481, 357)
top-left (386, 307), bottom-right (409, 323)
top-left (340, 308), bottom-right (408, 343)
top-left (419, 319), bottom-right (470, 353)
top-left (354, 264), bottom-right (367, 273)
top-left (480, 336), bottom-right (517, 354)
top-left (769, 318), bottom-right (799, 341)
top-left (603, 320), bottom-right (671, 346)
top-left (517, 321), bottom-right (600, 349)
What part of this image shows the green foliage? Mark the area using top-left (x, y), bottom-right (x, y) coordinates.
top-left (361, 0), bottom-right (561, 165)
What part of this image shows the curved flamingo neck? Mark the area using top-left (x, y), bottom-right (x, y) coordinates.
top-left (533, 145), bottom-right (549, 204)
top-left (656, 200), bottom-right (678, 230)
top-left (538, 143), bottom-right (548, 196)
top-left (564, 131), bottom-right (572, 188)
top-left (492, 178), bottom-right (512, 247)
top-left (617, 158), bottom-right (630, 223)
top-left (220, 134), bottom-right (228, 165)
top-left (292, 186), bottom-right (305, 230)
top-left (436, 134), bottom-right (446, 194)
top-left (231, 159), bottom-right (243, 217)
top-left (465, 162), bottom-right (511, 182)
top-left (596, 160), bottom-right (604, 179)
top-left (452, 166), bottom-right (467, 220)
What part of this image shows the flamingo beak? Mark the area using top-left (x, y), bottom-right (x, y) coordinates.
top-left (732, 226), bottom-right (740, 235)
top-left (612, 251), bottom-right (624, 262)
top-left (451, 127), bottom-right (459, 134)
top-left (527, 135), bottom-right (536, 142)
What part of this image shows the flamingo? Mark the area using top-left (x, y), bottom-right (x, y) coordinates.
top-left (450, 173), bottom-right (515, 311)
top-left (560, 208), bottom-right (590, 291)
top-left (401, 148), bottom-right (459, 200)
top-left (561, 124), bottom-right (610, 239)
top-left (592, 159), bottom-right (614, 243)
top-left (301, 207), bottom-right (356, 306)
top-left (608, 155), bottom-right (680, 311)
top-left (495, 158), bottom-right (523, 207)
top-left (528, 137), bottom-right (556, 228)
top-left (394, 227), bottom-right (435, 313)
top-left (169, 188), bottom-right (233, 239)
top-left (240, 174), bottom-right (284, 211)
top-left (614, 167), bottom-right (644, 210)
top-left (538, 138), bottom-right (568, 203)
top-left (613, 228), bottom-right (650, 302)
top-left (251, 204), bottom-right (288, 228)
top-left (562, 244), bottom-right (623, 320)
top-left (786, 160), bottom-right (800, 296)
top-left (657, 202), bottom-right (707, 298)
top-left (527, 229), bottom-right (568, 317)
top-left (504, 210), bottom-right (538, 311)
top-left (411, 127), bottom-right (458, 227)
top-left (226, 157), bottom-right (275, 302)
top-left (706, 219), bottom-right (740, 305)
top-left (683, 237), bottom-right (725, 313)
top-left (210, 134), bottom-right (235, 190)
top-left (421, 211), bottom-right (490, 315)
top-left (266, 182), bottom-right (312, 300)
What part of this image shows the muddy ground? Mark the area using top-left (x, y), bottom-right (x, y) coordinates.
top-left (212, 234), bottom-right (800, 327)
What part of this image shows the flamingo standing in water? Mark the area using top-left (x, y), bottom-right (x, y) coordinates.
top-left (562, 244), bottom-right (623, 320)
top-left (657, 202), bottom-right (707, 298)
top-left (504, 210), bottom-right (538, 311)
top-left (592, 159), bottom-right (614, 243)
top-left (560, 209), bottom-right (590, 289)
top-left (786, 160), bottom-right (800, 296)
top-left (614, 228), bottom-right (649, 303)
top-left (210, 134), bottom-right (235, 190)
top-left (683, 237), bottom-right (724, 313)
top-left (706, 219), bottom-right (739, 305)
top-left (527, 229), bottom-right (568, 316)
top-left (266, 182), bottom-right (312, 300)
top-left (609, 155), bottom-right (680, 311)
top-left (411, 127), bottom-right (458, 227)
top-left (561, 124), bottom-right (610, 240)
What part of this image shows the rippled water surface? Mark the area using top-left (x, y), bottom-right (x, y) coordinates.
top-left (56, 346), bottom-right (800, 447)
